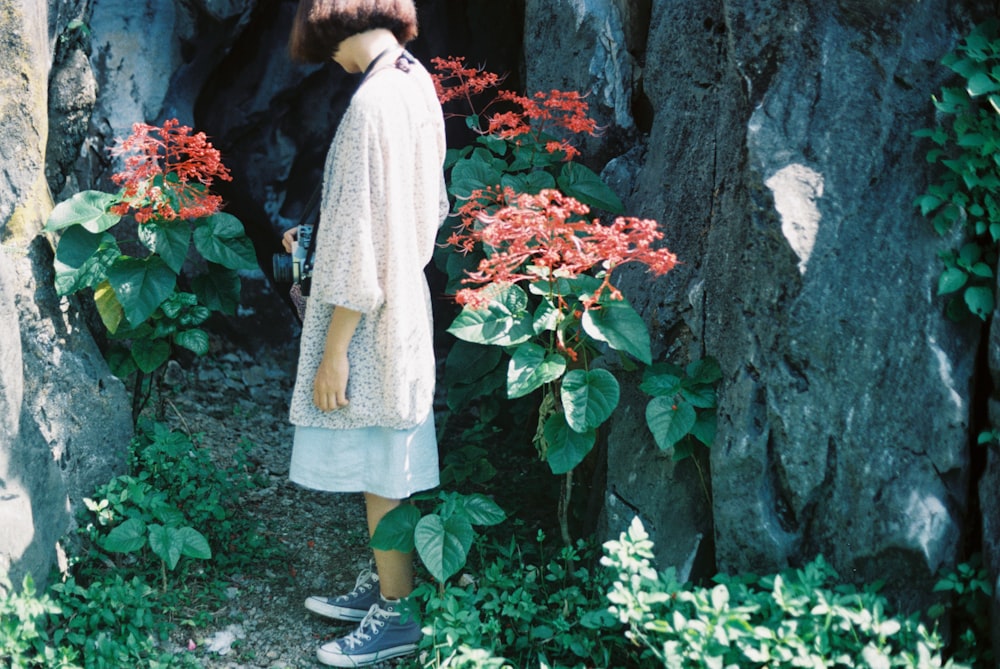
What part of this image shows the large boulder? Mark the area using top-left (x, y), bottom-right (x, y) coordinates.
top-left (704, 0), bottom-right (975, 612)
top-left (524, 0), bottom-right (984, 612)
top-left (0, 0), bottom-right (131, 589)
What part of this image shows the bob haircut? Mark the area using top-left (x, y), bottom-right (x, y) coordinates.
top-left (289, 0), bottom-right (418, 63)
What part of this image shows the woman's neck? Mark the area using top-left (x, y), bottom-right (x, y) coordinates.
top-left (334, 28), bottom-right (401, 74)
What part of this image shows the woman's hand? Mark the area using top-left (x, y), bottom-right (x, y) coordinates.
top-left (312, 306), bottom-right (362, 411)
top-left (313, 350), bottom-right (350, 411)
top-left (282, 226), bottom-right (300, 254)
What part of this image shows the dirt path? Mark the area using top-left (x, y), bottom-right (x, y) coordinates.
top-left (160, 340), bottom-right (411, 669)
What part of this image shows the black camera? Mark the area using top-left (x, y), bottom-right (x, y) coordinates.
top-left (273, 223), bottom-right (314, 295)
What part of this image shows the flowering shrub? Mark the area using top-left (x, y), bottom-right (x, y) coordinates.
top-left (435, 59), bottom-right (677, 476)
top-left (44, 119), bottom-right (256, 415)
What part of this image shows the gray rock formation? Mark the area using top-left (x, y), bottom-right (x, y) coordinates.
top-left (526, 0), bottom-right (989, 614)
top-left (1, 0), bottom-right (131, 589)
top-left (708, 2), bottom-right (976, 612)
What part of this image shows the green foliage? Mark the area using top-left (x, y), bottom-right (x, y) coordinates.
top-left (372, 492), bottom-right (506, 583)
top-left (0, 574), bottom-right (80, 669)
top-left (46, 575), bottom-right (200, 669)
top-left (916, 19), bottom-right (1000, 320)
top-left (411, 533), bottom-right (636, 669)
top-left (0, 420), bottom-right (269, 668)
top-left (445, 281), bottom-right (648, 476)
top-left (601, 517), bottom-right (970, 669)
top-left (928, 555), bottom-right (994, 668)
top-left (642, 356), bottom-right (721, 460)
top-left (80, 422), bottom-right (265, 587)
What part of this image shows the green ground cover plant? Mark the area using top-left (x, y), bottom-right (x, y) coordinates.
top-left (916, 19), bottom-right (1000, 321)
top-left (0, 421), bottom-right (267, 668)
top-left (602, 518), bottom-right (973, 669)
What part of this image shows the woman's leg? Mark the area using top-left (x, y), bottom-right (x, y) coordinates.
top-left (363, 492), bottom-right (413, 599)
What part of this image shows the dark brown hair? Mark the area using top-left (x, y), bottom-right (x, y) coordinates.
top-left (289, 0), bottom-right (418, 63)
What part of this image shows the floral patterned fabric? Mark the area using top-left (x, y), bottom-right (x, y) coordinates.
top-left (289, 58), bottom-right (447, 432)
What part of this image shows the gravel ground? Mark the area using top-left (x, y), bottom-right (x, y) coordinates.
top-left (158, 338), bottom-right (417, 669)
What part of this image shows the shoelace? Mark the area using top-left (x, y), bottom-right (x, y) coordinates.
top-left (335, 565), bottom-right (378, 602)
top-left (341, 605), bottom-right (393, 650)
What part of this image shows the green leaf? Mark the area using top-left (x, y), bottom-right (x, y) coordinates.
top-left (966, 71), bottom-right (1000, 97)
top-left (447, 284), bottom-right (533, 346)
top-left (107, 256), bottom-right (177, 327)
top-left (103, 518), bottom-right (147, 553)
top-left (191, 264), bottom-right (241, 315)
top-left (148, 524), bottom-right (183, 570)
top-left (501, 170), bottom-right (557, 195)
top-left (443, 339), bottom-right (503, 386)
top-left (532, 298), bottom-right (562, 333)
top-left (543, 411), bottom-right (596, 475)
top-left (139, 222), bottom-right (191, 274)
top-left (131, 337), bottom-right (171, 374)
top-left (174, 329), bottom-right (210, 356)
top-left (557, 162), bottom-right (624, 213)
top-left (528, 274), bottom-right (603, 300)
top-left (94, 280), bottom-right (125, 334)
top-left (640, 363), bottom-right (684, 396)
top-left (53, 228), bottom-right (120, 295)
top-left (450, 157), bottom-right (503, 199)
top-left (916, 193), bottom-right (944, 216)
top-left (45, 190), bottom-right (120, 233)
top-left (454, 493), bottom-right (506, 526)
top-left (686, 357), bottom-right (722, 384)
top-left (681, 384), bottom-right (717, 409)
top-left (581, 299), bottom-right (652, 364)
top-left (177, 526), bottom-right (212, 560)
top-left (970, 262), bottom-right (994, 279)
top-left (938, 267), bottom-right (968, 295)
top-left (507, 343), bottom-right (566, 399)
top-left (965, 285), bottom-right (994, 320)
top-left (106, 343), bottom-right (138, 378)
top-left (414, 513), bottom-right (474, 583)
top-left (646, 398), bottom-right (697, 451)
top-left (561, 368), bottom-right (620, 431)
top-left (192, 213), bottom-right (258, 270)
top-left (690, 411), bottom-right (717, 447)
top-left (371, 504), bottom-right (421, 553)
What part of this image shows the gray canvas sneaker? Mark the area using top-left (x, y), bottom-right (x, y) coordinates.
top-left (316, 597), bottom-right (421, 667)
top-left (305, 563), bottom-right (379, 622)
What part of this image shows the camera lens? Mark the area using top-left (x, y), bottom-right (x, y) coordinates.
top-left (273, 254), bottom-right (293, 283)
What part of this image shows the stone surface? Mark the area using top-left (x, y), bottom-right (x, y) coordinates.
top-left (1, 0), bottom-right (131, 589)
top-left (635, 0), bottom-right (975, 613)
top-left (523, 0), bottom-right (987, 616)
top-left (523, 0), bottom-right (636, 165)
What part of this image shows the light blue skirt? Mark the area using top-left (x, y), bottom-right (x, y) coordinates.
top-left (289, 413), bottom-right (439, 499)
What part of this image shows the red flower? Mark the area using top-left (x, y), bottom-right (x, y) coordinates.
top-left (430, 55), bottom-right (505, 109)
top-left (450, 189), bottom-right (677, 309)
top-left (109, 118), bottom-right (232, 223)
top-left (431, 57), bottom-right (599, 160)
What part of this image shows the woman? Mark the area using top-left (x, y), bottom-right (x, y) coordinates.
top-left (283, 1), bottom-right (446, 665)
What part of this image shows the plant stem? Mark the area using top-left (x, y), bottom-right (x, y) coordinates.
top-left (558, 469), bottom-right (574, 547)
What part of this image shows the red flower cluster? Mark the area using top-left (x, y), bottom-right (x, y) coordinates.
top-left (430, 55), bottom-right (505, 107)
top-left (109, 119), bottom-right (232, 223)
top-left (430, 56), bottom-right (598, 160)
top-left (449, 188), bottom-right (677, 310)
top-left (486, 90), bottom-right (597, 160)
